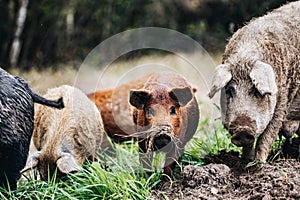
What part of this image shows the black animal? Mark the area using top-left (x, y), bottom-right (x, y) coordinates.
top-left (0, 68), bottom-right (64, 190)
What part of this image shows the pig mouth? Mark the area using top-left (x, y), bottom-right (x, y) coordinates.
top-left (230, 128), bottom-right (255, 147)
top-left (39, 164), bottom-right (79, 181)
top-left (130, 125), bottom-right (181, 153)
top-left (146, 132), bottom-right (174, 153)
top-left (38, 164), bottom-right (66, 181)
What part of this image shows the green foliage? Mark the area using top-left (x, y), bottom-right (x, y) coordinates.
top-left (0, 141), bottom-right (161, 199)
top-left (183, 118), bottom-right (242, 165)
top-left (268, 136), bottom-right (286, 162)
top-left (0, 116), bottom-right (243, 199)
top-left (0, 175), bottom-right (66, 199)
top-left (64, 161), bottom-right (156, 199)
top-left (0, 110), bottom-right (293, 198)
top-left (0, 0), bottom-right (293, 69)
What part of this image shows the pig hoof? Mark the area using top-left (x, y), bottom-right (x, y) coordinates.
top-left (245, 160), bottom-right (265, 172)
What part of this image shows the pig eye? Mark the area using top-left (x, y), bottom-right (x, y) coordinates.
top-left (225, 85), bottom-right (236, 98)
top-left (74, 133), bottom-right (83, 147)
top-left (146, 107), bottom-right (155, 118)
top-left (169, 106), bottom-right (177, 115)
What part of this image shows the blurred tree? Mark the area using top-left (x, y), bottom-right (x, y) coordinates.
top-left (0, 0), bottom-right (19, 68)
top-left (0, 0), bottom-right (295, 70)
top-left (9, 0), bottom-right (28, 67)
top-left (19, 0), bottom-right (67, 70)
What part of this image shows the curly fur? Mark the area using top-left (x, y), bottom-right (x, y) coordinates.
top-left (218, 2), bottom-right (300, 161)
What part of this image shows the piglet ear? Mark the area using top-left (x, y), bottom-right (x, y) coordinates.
top-left (129, 89), bottom-right (152, 110)
top-left (250, 60), bottom-right (278, 96)
top-left (21, 151), bottom-right (41, 173)
top-left (169, 86), bottom-right (194, 106)
top-left (56, 154), bottom-right (81, 174)
top-left (208, 63), bottom-right (232, 98)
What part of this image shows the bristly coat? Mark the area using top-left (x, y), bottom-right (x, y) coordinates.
top-left (209, 2), bottom-right (300, 161)
top-left (0, 68), bottom-right (63, 189)
top-left (26, 85), bottom-right (104, 181)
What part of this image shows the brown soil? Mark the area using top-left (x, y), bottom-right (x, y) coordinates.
top-left (152, 139), bottom-right (300, 200)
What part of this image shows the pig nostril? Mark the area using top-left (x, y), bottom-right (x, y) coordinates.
top-left (153, 134), bottom-right (171, 150)
top-left (231, 135), bottom-right (242, 146)
top-left (246, 134), bottom-right (254, 141)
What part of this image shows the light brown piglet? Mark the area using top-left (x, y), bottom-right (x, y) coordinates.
top-left (25, 85), bottom-right (105, 180)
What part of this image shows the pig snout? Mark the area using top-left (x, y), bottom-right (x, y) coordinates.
top-left (153, 134), bottom-right (171, 150)
top-left (231, 129), bottom-right (255, 147)
top-left (145, 125), bottom-right (174, 152)
top-left (228, 115), bottom-right (256, 147)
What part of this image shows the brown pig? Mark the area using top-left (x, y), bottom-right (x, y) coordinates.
top-left (88, 71), bottom-right (199, 176)
top-left (24, 85), bottom-right (104, 180)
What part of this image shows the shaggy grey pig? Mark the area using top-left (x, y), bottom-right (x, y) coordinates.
top-left (24, 85), bottom-right (104, 180)
top-left (0, 68), bottom-right (64, 190)
top-left (208, 1), bottom-right (300, 162)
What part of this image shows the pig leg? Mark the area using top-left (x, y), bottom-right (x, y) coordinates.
top-left (255, 85), bottom-right (293, 161)
top-left (255, 112), bottom-right (285, 161)
top-left (287, 90), bottom-right (300, 120)
top-left (256, 86), bottom-right (300, 161)
top-left (255, 133), bottom-right (276, 162)
top-left (163, 145), bottom-right (183, 179)
top-left (280, 120), bottom-right (299, 144)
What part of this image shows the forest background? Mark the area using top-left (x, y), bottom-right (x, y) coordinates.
top-left (0, 0), bottom-right (295, 71)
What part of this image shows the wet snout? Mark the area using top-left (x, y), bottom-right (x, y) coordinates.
top-left (229, 115), bottom-right (256, 147)
top-left (146, 125), bottom-right (173, 152)
top-left (231, 129), bottom-right (255, 147)
top-left (153, 134), bottom-right (171, 150)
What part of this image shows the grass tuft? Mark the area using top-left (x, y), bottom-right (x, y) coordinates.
top-left (0, 140), bottom-right (161, 199)
top-left (183, 118), bottom-right (242, 166)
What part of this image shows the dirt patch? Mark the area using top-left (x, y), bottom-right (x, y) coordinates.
top-left (152, 150), bottom-right (300, 200)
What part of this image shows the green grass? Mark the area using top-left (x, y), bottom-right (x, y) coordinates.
top-left (0, 141), bottom-right (161, 200)
top-left (0, 164), bottom-right (158, 200)
top-left (1, 116), bottom-right (288, 199)
top-left (0, 118), bottom-right (237, 199)
top-left (183, 118), bottom-right (242, 166)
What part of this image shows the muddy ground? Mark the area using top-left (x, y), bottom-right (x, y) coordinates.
top-left (152, 138), bottom-right (300, 200)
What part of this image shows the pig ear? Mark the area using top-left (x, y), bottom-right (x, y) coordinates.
top-left (129, 89), bottom-right (152, 110)
top-left (250, 61), bottom-right (278, 96)
top-left (208, 64), bottom-right (232, 98)
top-left (169, 86), bottom-right (194, 106)
top-left (56, 154), bottom-right (81, 174)
top-left (21, 151), bottom-right (41, 173)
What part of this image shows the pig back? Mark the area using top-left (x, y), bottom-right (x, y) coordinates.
top-left (88, 73), bottom-right (152, 141)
